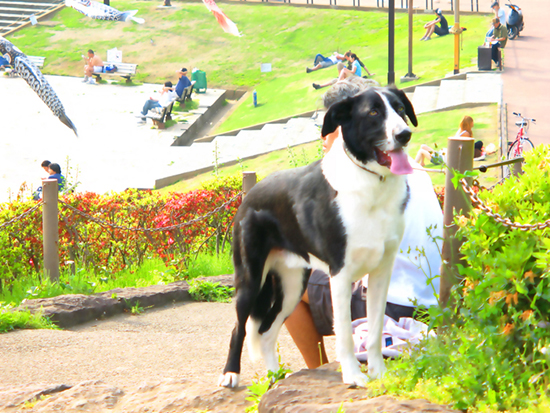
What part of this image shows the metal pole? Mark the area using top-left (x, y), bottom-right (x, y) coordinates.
top-left (453, 0), bottom-right (460, 74)
top-left (388, 0), bottom-right (395, 85)
top-left (440, 137), bottom-right (474, 307)
top-left (243, 171), bottom-right (257, 196)
top-left (42, 179), bottom-right (60, 282)
top-left (400, 0), bottom-right (417, 81)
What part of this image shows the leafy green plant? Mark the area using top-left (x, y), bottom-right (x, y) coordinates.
top-left (188, 280), bottom-right (234, 303)
top-left (129, 300), bottom-right (145, 315)
top-left (372, 145), bottom-right (550, 411)
top-left (0, 183), bottom-right (241, 293)
top-left (245, 361), bottom-right (292, 412)
top-left (0, 303), bottom-right (59, 333)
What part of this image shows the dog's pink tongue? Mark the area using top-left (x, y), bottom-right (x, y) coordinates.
top-left (389, 150), bottom-right (413, 175)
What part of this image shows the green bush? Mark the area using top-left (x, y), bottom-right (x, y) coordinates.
top-left (377, 145), bottom-right (550, 411)
top-left (0, 180), bottom-right (241, 294)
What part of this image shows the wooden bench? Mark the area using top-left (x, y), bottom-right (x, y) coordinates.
top-left (176, 80), bottom-right (196, 103)
top-left (144, 100), bottom-right (176, 129)
top-left (3, 55), bottom-right (45, 77)
top-left (92, 62), bottom-right (138, 83)
top-left (28, 56), bottom-right (45, 68)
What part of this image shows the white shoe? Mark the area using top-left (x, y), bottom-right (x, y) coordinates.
top-left (88, 78), bottom-right (97, 85)
top-left (137, 119), bottom-right (146, 124)
top-left (82, 76), bottom-right (89, 82)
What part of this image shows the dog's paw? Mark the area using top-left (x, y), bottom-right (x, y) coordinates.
top-left (218, 372), bottom-right (240, 388)
top-left (342, 369), bottom-right (370, 388)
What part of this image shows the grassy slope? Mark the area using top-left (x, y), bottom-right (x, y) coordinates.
top-left (8, 2), bottom-right (490, 131)
top-left (160, 104), bottom-right (499, 192)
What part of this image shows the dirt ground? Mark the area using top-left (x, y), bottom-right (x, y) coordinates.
top-left (0, 301), bottom-right (337, 390)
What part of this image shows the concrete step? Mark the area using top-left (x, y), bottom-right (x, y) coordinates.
top-left (436, 79), bottom-right (466, 110)
top-left (411, 86), bottom-right (440, 114)
top-left (464, 73), bottom-right (502, 104)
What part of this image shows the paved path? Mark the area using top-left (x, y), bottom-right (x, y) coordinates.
top-left (501, 0), bottom-right (549, 146)
top-left (0, 301), bottom-right (337, 390)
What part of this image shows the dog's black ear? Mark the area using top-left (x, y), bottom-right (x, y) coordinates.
top-left (390, 87), bottom-right (418, 127)
top-left (321, 98), bottom-right (355, 137)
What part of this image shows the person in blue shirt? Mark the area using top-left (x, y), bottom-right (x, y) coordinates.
top-left (0, 55), bottom-right (10, 69)
top-left (45, 163), bottom-right (65, 192)
top-left (337, 53), bottom-right (370, 81)
top-left (175, 67), bottom-right (192, 99)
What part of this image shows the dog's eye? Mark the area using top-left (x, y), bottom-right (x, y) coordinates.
top-left (369, 110), bottom-right (378, 116)
top-left (397, 107), bottom-right (405, 114)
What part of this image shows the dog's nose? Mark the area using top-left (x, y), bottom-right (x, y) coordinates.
top-left (395, 130), bottom-right (411, 145)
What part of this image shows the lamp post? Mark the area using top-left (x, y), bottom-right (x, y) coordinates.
top-left (452, 0), bottom-right (462, 74)
top-left (388, 0), bottom-right (395, 85)
top-left (401, 0), bottom-right (419, 82)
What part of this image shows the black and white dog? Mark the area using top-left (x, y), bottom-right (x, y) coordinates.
top-left (219, 86), bottom-right (417, 388)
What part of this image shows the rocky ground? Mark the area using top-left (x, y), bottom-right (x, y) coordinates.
top-left (0, 276), bottom-right (458, 412)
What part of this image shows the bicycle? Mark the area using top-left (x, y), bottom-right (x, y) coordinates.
top-left (504, 112), bottom-right (535, 177)
top-left (508, 112), bottom-right (535, 159)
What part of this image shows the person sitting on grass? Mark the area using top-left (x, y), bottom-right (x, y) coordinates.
top-left (312, 62), bottom-right (346, 90)
top-left (284, 78), bottom-right (443, 369)
top-left (420, 8), bottom-right (449, 41)
top-left (306, 52), bottom-right (348, 73)
top-left (137, 81), bottom-right (178, 124)
top-left (415, 115), bottom-right (474, 167)
top-left (337, 53), bottom-right (364, 81)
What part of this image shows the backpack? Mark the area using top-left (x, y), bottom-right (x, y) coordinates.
top-left (104, 64), bottom-right (118, 73)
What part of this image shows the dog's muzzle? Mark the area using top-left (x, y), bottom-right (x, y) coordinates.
top-left (395, 130), bottom-right (412, 145)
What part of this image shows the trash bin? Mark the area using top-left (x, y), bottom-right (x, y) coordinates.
top-left (478, 46), bottom-right (492, 71)
top-left (192, 70), bottom-right (207, 93)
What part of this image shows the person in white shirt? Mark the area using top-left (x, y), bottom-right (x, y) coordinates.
top-left (487, 1), bottom-right (506, 37)
top-left (137, 81), bottom-right (178, 124)
top-left (306, 51), bottom-right (348, 73)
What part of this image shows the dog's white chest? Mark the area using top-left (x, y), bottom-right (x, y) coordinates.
top-left (321, 145), bottom-right (407, 279)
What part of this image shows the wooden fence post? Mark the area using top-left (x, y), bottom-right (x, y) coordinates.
top-left (42, 179), bottom-right (60, 282)
top-left (440, 137), bottom-right (474, 307)
top-left (242, 171), bottom-right (257, 197)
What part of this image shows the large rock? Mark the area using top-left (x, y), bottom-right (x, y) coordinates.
top-left (0, 380), bottom-right (251, 412)
top-left (259, 363), bottom-right (459, 413)
top-left (18, 275), bottom-right (234, 328)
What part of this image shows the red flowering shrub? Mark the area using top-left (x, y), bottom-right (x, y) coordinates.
top-left (0, 178), bottom-right (242, 287)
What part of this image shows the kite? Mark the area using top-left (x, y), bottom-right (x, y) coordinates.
top-left (65, 0), bottom-right (145, 24)
top-left (202, 0), bottom-right (241, 37)
top-left (0, 37), bottom-right (78, 136)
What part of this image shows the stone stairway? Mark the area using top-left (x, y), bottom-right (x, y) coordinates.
top-left (151, 115), bottom-right (322, 189)
top-left (0, 0), bottom-right (63, 36)
top-left (151, 73), bottom-right (502, 190)
top-left (407, 72), bottom-right (502, 114)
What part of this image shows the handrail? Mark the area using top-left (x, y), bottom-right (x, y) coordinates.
top-left (474, 157), bottom-right (524, 173)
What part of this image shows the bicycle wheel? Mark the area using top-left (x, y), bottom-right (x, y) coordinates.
top-left (508, 138), bottom-right (535, 160)
top-left (504, 138), bottom-right (535, 178)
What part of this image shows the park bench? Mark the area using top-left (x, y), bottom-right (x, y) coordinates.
top-left (92, 62), bottom-right (138, 83)
top-left (176, 80), bottom-right (196, 103)
top-left (144, 99), bottom-right (177, 129)
top-left (3, 55), bottom-right (45, 77)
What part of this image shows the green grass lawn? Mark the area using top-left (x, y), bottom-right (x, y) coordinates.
top-left (8, 2), bottom-right (491, 132)
top-left (160, 104), bottom-right (499, 192)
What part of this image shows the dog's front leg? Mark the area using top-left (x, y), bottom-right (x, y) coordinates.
top-left (330, 274), bottom-right (369, 387)
top-left (365, 263), bottom-right (394, 379)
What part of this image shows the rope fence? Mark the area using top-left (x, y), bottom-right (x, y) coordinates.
top-left (57, 191), bottom-right (243, 233)
top-left (0, 154), bottom-right (538, 292)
